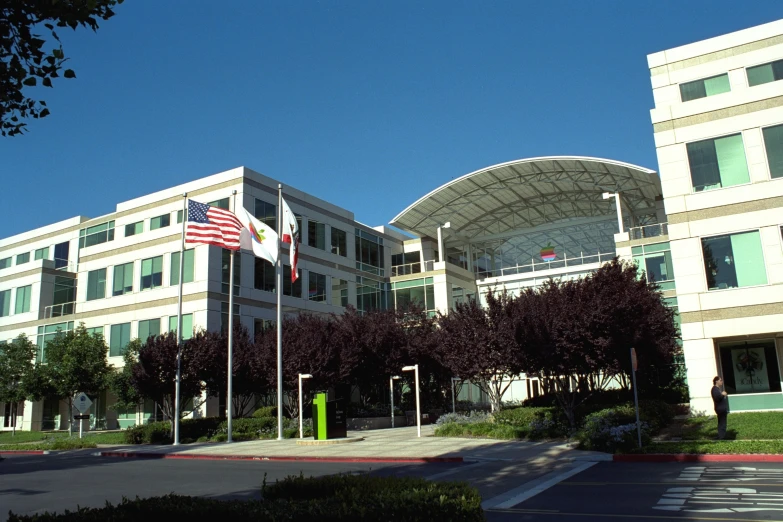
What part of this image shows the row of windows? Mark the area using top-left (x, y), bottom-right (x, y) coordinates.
top-left (252, 257), bottom-right (351, 306)
top-left (686, 124), bottom-right (783, 192)
top-left (679, 58), bottom-right (783, 103)
top-left (0, 285), bottom-right (31, 317)
top-left (34, 316), bottom-right (194, 361)
top-left (0, 247), bottom-right (52, 270)
top-left (86, 250), bottom-right (195, 301)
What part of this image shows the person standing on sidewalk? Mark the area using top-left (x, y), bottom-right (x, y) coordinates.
top-left (711, 376), bottom-right (728, 440)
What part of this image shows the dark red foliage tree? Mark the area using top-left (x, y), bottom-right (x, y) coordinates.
top-left (130, 332), bottom-right (205, 431)
top-left (437, 291), bottom-right (523, 412)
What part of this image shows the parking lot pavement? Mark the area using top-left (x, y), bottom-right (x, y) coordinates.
top-left (485, 461), bottom-right (783, 521)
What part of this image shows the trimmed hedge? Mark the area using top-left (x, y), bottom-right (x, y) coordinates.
top-left (122, 416), bottom-right (310, 444)
top-left (252, 406), bottom-right (277, 418)
top-left (7, 475), bottom-right (485, 521)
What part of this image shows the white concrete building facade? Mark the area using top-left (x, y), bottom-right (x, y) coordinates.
top-left (649, 19), bottom-right (783, 414)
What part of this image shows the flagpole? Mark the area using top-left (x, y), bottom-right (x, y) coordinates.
top-left (173, 192), bottom-right (187, 446)
top-left (226, 190), bottom-right (237, 443)
top-left (277, 184), bottom-right (284, 440)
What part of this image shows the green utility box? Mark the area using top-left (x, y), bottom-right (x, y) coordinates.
top-left (312, 392), bottom-right (347, 440)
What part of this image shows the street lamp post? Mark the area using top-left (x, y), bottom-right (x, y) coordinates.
top-left (390, 375), bottom-right (401, 428)
top-left (436, 222), bottom-right (451, 263)
top-left (602, 192), bottom-right (624, 234)
top-left (298, 373), bottom-right (313, 439)
top-left (402, 365), bottom-right (420, 437)
top-left (451, 377), bottom-right (460, 414)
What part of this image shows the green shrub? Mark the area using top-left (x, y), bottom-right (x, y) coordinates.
top-left (123, 421), bottom-right (172, 445)
top-left (48, 438), bottom-right (98, 450)
top-left (180, 417), bottom-right (222, 440)
top-left (576, 405), bottom-right (651, 453)
top-left (252, 406), bottom-right (277, 418)
top-left (494, 406), bottom-right (567, 438)
top-left (8, 476), bottom-right (485, 521)
top-left (638, 399), bottom-right (676, 432)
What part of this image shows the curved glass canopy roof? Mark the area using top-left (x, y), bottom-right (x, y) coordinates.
top-left (390, 156), bottom-right (662, 244)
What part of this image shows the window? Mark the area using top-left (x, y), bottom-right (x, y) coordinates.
top-left (220, 302), bottom-right (240, 333)
top-left (170, 249), bottom-right (194, 285)
top-left (15, 285), bottom-right (31, 314)
top-left (109, 323), bottom-right (131, 357)
top-left (355, 229), bottom-right (385, 276)
top-left (254, 199), bottom-right (276, 230)
top-left (16, 252), bottom-right (29, 265)
top-left (331, 227), bottom-right (347, 256)
top-left (0, 257), bottom-right (10, 270)
top-left (125, 221), bottom-right (143, 237)
top-left (0, 290), bottom-right (10, 317)
top-left (140, 256), bottom-right (163, 290)
top-left (357, 277), bottom-right (389, 313)
top-left (308, 272), bottom-right (327, 301)
top-left (53, 276), bottom-right (75, 310)
top-left (747, 59), bottom-right (783, 87)
top-left (86, 268), bottom-right (107, 301)
top-left (221, 249), bottom-right (240, 295)
top-left (36, 321), bottom-right (74, 362)
top-left (113, 262), bottom-right (134, 296)
top-left (632, 243), bottom-right (675, 291)
top-left (79, 221), bottom-right (115, 248)
top-left (34, 247), bottom-right (49, 260)
top-left (208, 198), bottom-right (229, 210)
top-left (702, 231), bottom-right (767, 290)
top-left (150, 214), bottom-right (170, 231)
top-left (762, 124), bottom-right (783, 179)
top-left (679, 73), bottom-right (730, 102)
top-left (168, 314), bottom-right (193, 340)
top-left (718, 339), bottom-right (781, 394)
top-left (687, 134), bottom-right (749, 192)
top-left (53, 241), bottom-right (69, 269)
top-left (308, 220), bottom-right (326, 250)
top-left (254, 258), bottom-right (275, 292)
top-left (331, 278), bottom-right (348, 307)
top-left (86, 326), bottom-right (104, 338)
top-left (138, 319), bottom-right (160, 342)
top-left (283, 265), bottom-right (302, 298)
top-left (393, 278), bottom-right (436, 313)
top-left (176, 209), bottom-right (188, 224)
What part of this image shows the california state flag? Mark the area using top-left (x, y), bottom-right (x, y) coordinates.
top-left (280, 197), bottom-right (300, 282)
top-left (239, 209), bottom-right (279, 265)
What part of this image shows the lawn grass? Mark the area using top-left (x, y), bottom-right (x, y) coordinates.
top-left (681, 411), bottom-right (783, 440)
top-left (0, 430), bottom-right (126, 446)
top-left (633, 440), bottom-right (783, 454)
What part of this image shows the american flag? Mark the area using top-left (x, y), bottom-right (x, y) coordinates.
top-left (185, 199), bottom-right (242, 250)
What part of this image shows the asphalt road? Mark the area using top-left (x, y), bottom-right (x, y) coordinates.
top-left (486, 461), bottom-right (783, 521)
top-left (4, 452), bottom-right (783, 521)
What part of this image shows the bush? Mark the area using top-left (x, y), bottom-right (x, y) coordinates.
top-left (123, 421), bottom-right (172, 445)
top-left (454, 401), bottom-right (492, 414)
top-left (638, 399), bottom-right (676, 432)
top-left (8, 476), bottom-right (485, 521)
top-left (435, 411), bottom-right (492, 426)
top-left (48, 438), bottom-right (98, 450)
top-left (252, 406), bottom-right (277, 418)
top-left (494, 407), bottom-right (567, 439)
top-left (576, 405), bottom-right (651, 453)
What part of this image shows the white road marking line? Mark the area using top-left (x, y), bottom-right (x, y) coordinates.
top-left (482, 461), bottom-right (597, 510)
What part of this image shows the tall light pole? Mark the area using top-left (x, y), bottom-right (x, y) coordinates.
top-left (436, 222), bottom-right (451, 263)
top-left (298, 373), bottom-right (313, 438)
top-left (451, 377), bottom-right (460, 414)
top-left (390, 375), bottom-right (401, 428)
top-left (402, 365), bottom-right (420, 437)
top-left (602, 192), bottom-right (624, 234)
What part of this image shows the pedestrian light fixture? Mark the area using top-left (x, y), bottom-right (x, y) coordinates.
top-left (390, 375), bottom-right (401, 428)
top-left (402, 365), bottom-right (421, 437)
top-left (298, 373), bottom-right (313, 438)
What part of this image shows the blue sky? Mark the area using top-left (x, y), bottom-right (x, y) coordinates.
top-left (2, 1), bottom-right (782, 239)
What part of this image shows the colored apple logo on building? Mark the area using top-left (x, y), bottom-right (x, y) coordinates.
top-left (540, 243), bottom-right (557, 262)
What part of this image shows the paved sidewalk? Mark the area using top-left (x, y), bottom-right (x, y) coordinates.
top-left (98, 425), bottom-right (612, 462)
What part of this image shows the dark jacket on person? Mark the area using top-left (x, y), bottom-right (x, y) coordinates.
top-left (712, 385), bottom-right (728, 414)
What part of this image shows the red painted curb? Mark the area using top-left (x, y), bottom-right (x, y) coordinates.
top-left (98, 451), bottom-right (462, 463)
top-left (0, 450), bottom-right (46, 455)
top-left (614, 453), bottom-right (783, 463)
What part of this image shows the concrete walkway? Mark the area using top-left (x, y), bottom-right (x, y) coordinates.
top-left (98, 425), bottom-right (611, 463)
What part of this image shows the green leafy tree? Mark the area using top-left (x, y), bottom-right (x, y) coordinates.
top-left (107, 338), bottom-right (142, 415)
top-left (1, 0), bottom-right (123, 136)
top-left (42, 323), bottom-right (112, 433)
top-left (0, 334), bottom-right (45, 434)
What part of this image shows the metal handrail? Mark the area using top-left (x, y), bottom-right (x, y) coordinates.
top-left (391, 259), bottom-right (436, 276)
top-left (629, 223), bottom-right (668, 240)
top-left (44, 302), bottom-right (76, 318)
top-left (478, 252), bottom-right (616, 280)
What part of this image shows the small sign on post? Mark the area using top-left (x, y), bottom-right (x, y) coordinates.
top-left (73, 393), bottom-right (92, 439)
